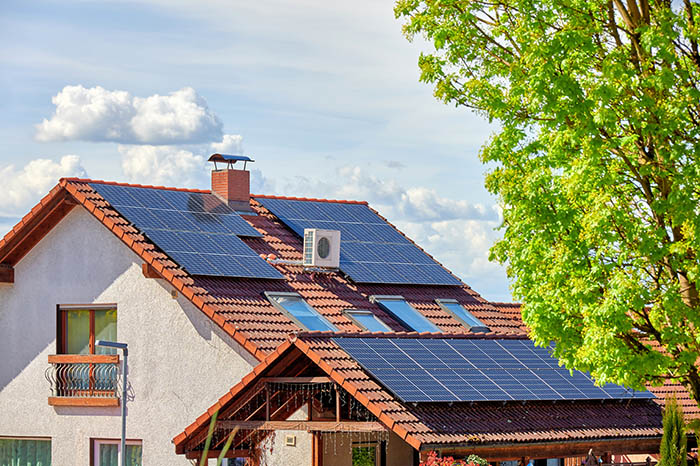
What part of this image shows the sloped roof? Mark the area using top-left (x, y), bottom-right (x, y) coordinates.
top-left (173, 332), bottom-right (663, 455)
top-left (0, 178), bottom-right (522, 360)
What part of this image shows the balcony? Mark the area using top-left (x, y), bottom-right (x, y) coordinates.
top-left (45, 354), bottom-right (120, 407)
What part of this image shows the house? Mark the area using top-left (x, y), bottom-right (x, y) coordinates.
top-left (0, 158), bottom-right (663, 465)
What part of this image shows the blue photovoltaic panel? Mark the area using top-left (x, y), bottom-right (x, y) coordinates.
top-left (91, 183), bottom-right (282, 280)
top-left (332, 337), bottom-right (655, 403)
top-left (257, 198), bottom-right (461, 286)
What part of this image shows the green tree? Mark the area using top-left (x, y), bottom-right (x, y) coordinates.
top-left (395, 0), bottom-right (700, 402)
top-left (660, 396), bottom-right (687, 466)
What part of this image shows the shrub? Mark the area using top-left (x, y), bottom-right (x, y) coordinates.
top-left (659, 395), bottom-right (687, 466)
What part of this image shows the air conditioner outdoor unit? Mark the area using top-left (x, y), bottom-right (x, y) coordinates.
top-left (303, 228), bottom-right (340, 268)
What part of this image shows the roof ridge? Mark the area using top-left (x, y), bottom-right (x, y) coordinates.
top-left (294, 330), bottom-right (527, 339)
top-left (252, 194), bottom-right (367, 205)
top-left (62, 177), bottom-right (211, 194)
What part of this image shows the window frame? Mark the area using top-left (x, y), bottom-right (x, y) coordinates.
top-left (57, 304), bottom-right (118, 354)
top-left (91, 438), bottom-right (142, 466)
top-left (369, 295), bottom-right (441, 333)
top-left (264, 292), bottom-right (338, 332)
top-left (435, 298), bottom-right (490, 332)
top-left (343, 309), bottom-right (391, 332)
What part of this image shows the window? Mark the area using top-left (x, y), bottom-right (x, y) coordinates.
top-left (344, 310), bottom-right (391, 332)
top-left (0, 437), bottom-right (51, 466)
top-left (265, 292), bottom-right (337, 332)
top-left (92, 439), bottom-right (142, 466)
top-left (370, 296), bottom-right (440, 333)
top-left (436, 299), bottom-right (489, 332)
top-left (58, 305), bottom-right (117, 355)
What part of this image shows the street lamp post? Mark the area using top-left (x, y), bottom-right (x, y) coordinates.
top-left (96, 340), bottom-right (128, 466)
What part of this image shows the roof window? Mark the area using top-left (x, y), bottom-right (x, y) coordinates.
top-left (436, 299), bottom-right (489, 332)
top-left (344, 309), bottom-right (391, 332)
top-left (370, 295), bottom-right (440, 333)
top-left (265, 292), bottom-right (337, 332)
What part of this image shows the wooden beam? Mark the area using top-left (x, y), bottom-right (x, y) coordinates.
top-left (185, 449), bottom-right (251, 459)
top-left (261, 377), bottom-right (331, 384)
top-left (141, 262), bottom-right (161, 279)
top-left (218, 420), bottom-right (387, 432)
top-left (432, 437), bottom-right (662, 461)
top-left (48, 396), bottom-right (119, 407)
top-left (49, 354), bottom-right (119, 364)
top-left (0, 264), bottom-right (13, 284)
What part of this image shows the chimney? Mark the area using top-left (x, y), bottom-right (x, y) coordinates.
top-left (208, 153), bottom-right (254, 211)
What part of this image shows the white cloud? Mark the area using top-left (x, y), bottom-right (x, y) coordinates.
top-left (36, 85), bottom-right (223, 145)
top-left (117, 132), bottom-right (247, 187)
top-left (119, 145), bottom-right (208, 187)
top-left (0, 155), bottom-right (87, 215)
top-left (210, 134), bottom-right (243, 154)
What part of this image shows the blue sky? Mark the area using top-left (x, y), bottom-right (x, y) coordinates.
top-left (0, 0), bottom-right (511, 301)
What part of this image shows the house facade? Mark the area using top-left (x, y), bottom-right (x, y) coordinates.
top-left (0, 161), bottom-right (665, 465)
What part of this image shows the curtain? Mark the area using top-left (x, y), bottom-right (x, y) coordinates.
top-left (65, 310), bottom-right (90, 354)
top-left (94, 309), bottom-right (118, 355)
top-left (99, 444), bottom-right (141, 466)
top-left (0, 438), bottom-right (51, 466)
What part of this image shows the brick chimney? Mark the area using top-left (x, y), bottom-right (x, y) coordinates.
top-left (209, 154), bottom-right (253, 211)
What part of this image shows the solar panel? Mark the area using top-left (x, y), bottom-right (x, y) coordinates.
top-left (91, 183), bottom-right (282, 280)
top-left (256, 198), bottom-right (461, 286)
top-left (333, 337), bottom-right (655, 403)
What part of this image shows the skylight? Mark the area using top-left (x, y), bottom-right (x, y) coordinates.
top-left (436, 299), bottom-right (489, 332)
top-left (265, 292), bottom-right (337, 332)
top-left (371, 296), bottom-right (440, 333)
top-left (344, 309), bottom-right (391, 332)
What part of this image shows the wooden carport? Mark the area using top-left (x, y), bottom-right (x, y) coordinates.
top-left (175, 344), bottom-right (389, 464)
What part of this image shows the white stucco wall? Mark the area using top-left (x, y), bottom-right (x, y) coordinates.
top-left (0, 207), bottom-right (261, 465)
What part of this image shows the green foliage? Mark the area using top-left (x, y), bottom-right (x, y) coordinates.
top-left (660, 396), bottom-right (687, 466)
top-left (396, 0), bottom-right (700, 402)
top-left (352, 446), bottom-right (377, 466)
top-left (466, 454), bottom-right (489, 466)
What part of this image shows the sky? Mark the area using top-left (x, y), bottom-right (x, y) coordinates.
top-left (0, 0), bottom-right (512, 301)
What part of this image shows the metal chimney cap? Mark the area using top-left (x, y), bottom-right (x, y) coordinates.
top-left (208, 153), bottom-right (254, 163)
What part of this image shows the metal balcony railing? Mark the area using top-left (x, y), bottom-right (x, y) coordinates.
top-left (45, 354), bottom-right (120, 403)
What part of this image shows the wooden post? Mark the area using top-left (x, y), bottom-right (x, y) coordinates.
top-left (265, 385), bottom-right (270, 421)
top-left (312, 432), bottom-right (323, 466)
top-left (335, 388), bottom-right (341, 422)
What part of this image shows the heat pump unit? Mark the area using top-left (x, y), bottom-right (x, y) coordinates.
top-left (303, 229), bottom-right (340, 268)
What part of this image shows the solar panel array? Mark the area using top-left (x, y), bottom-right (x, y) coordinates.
top-left (333, 337), bottom-right (655, 403)
top-left (256, 198), bottom-right (461, 286)
top-left (92, 183), bottom-right (283, 279)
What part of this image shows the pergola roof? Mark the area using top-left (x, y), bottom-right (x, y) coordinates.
top-left (173, 333), bottom-right (664, 460)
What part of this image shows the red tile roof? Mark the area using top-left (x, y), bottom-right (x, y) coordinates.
top-left (173, 333), bottom-right (663, 455)
top-left (0, 178), bottom-right (524, 361)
